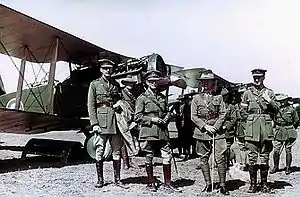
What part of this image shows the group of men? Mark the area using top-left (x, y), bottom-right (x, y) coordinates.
top-left (87, 58), bottom-right (299, 195)
top-left (188, 68), bottom-right (299, 195)
top-left (87, 58), bottom-right (179, 192)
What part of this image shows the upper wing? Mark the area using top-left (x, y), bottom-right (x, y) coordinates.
top-left (0, 4), bottom-right (131, 65)
top-left (168, 64), bottom-right (184, 74)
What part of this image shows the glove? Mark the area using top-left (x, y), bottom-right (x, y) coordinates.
top-left (93, 125), bottom-right (101, 133)
top-left (151, 117), bottom-right (164, 124)
top-left (262, 90), bottom-right (271, 103)
top-left (204, 125), bottom-right (217, 135)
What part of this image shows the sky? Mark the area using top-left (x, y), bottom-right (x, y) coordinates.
top-left (0, 0), bottom-right (300, 97)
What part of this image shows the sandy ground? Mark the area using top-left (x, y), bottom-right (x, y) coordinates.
top-left (0, 130), bottom-right (300, 197)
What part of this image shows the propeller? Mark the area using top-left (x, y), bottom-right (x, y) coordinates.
top-left (156, 77), bottom-right (187, 89)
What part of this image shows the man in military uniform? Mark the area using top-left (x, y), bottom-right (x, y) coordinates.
top-left (241, 69), bottom-right (279, 193)
top-left (221, 88), bottom-right (237, 169)
top-left (119, 76), bottom-right (139, 169)
top-left (191, 71), bottom-right (229, 195)
top-left (234, 88), bottom-right (248, 171)
top-left (270, 94), bottom-right (299, 175)
top-left (175, 94), bottom-right (194, 160)
top-left (87, 59), bottom-right (124, 188)
top-left (134, 70), bottom-right (180, 192)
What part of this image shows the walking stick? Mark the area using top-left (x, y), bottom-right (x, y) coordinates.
top-left (171, 148), bottom-right (179, 176)
top-left (212, 134), bottom-right (215, 190)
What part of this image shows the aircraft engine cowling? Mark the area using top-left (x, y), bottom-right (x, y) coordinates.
top-left (112, 53), bottom-right (171, 81)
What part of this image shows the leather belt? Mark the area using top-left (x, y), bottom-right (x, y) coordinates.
top-left (96, 102), bottom-right (111, 108)
top-left (275, 123), bottom-right (293, 127)
top-left (198, 113), bottom-right (219, 120)
top-left (249, 109), bottom-right (266, 114)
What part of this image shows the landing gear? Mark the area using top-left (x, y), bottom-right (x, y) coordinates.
top-left (21, 138), bottom-right (84, 163)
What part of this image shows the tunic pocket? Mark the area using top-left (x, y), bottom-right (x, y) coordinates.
top-left (97, 108), bottom-right (108, 128)
top-left (245, 114), bottom-right (254, 137)
top-left (264, 116), bottom-right (274, 137)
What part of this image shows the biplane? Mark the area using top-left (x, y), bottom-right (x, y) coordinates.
top-left (0, 4), bottom-right (187, 162)
top-left (0, 4), bottom-right (240, 162)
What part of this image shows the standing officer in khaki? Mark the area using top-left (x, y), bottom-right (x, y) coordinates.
top-left (221, 88), bottom-right (237, 169)
top-left (175, 94), bottom-right (195, 160)
top-left (87, 59), bottom-right (124, 188)
top-left (134, 70), bottom-right (180, 192)
top-left (191, 71), bottom-right (229, 195)
top-left (235, 87), bottom-right (248, 171)
top-left (241, 69), bottom-right (279, 193)
top-left (119, 76), bottom-right (139, 169)
top-left (270, 94), bottom-right (299, 175)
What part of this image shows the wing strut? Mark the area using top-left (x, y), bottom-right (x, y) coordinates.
top-left (0, 40), bottom-right (47, 113)
top-left (46, 37), bottom-right (59, 113)
top-left (15, 48), bottom-right (27, 110)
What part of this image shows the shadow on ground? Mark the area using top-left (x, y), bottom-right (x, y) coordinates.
top-left (226, 179), bottom-right (246, 191)
top-left (270, 180), bottom-right (292, 189)
top-left (122, 176), bottom-right (195, 188)
top-left (173, 178), bottom-right (195, 188)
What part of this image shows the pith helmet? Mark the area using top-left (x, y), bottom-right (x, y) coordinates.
top-left (121, 75), bottom-right (137, 85)
top-left (275, 93), bottom-right (288, 101)
top-left (221, 88), bottom-right (229, 96)
top-left (197, 71), bottom-right (215, 80)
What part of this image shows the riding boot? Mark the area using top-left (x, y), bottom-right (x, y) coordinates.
top-left (247, 165), bottom-right (257, 193)
top-left (286, 151), bottom-right (292, 175)
top-left (163, 164), bottom-right (182, 192)
top-left (95, 161), bottom-right (104, 188)
top-left (260, 165), bottom-right (271, 193)
top-left (113, 159), bottom-right (127, 188)
top-left (121, 146), bottom-right (130, 170)
top-left (145, 164), bottom-right (157, 192)
top-left (226, 148), bottom-right (231, 170)
top-left (218, 161), bottom-right (229, 195)
top-left (270, 151), bottom-right (280, 174)
top-left (200, 163), bottom-right (213, 192)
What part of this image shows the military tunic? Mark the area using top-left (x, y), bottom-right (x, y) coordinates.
top-left (241, 86), bottom-right (278, 165)
top-left (176, 100), bottom-right (194, 155)
top-left (87, 77), bottom-right (123, 161)
top-left (122, 87), bottom-right (136, 111)
top-left (223, 103), bottom-right (238, 167)
top-left (88, 77), bottom-right (122, 134)
top-left (235, 103), bottom-right (247, 138)
top-left (119, 88), bottom-right (139, 157)
top-left (235, 103), bottom-right (248, 165)
top-left (134, 89), bottom-right (172, 164)
top-left (273, 104), bottom-right (299, 151)
top-left (223, 103), bottom-right (237, 140)
top-left (191, 93), bottom-right (227, 164)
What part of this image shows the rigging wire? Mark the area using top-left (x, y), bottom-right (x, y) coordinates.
top-left (0, 40), bottom-right (47, 114)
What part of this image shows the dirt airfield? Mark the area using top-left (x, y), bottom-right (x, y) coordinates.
top-left (0, 130), bottom-right (300, 197)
